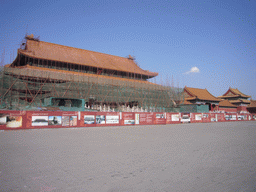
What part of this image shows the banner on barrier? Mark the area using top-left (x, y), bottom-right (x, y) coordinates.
top-left (27, 111), bottom-right (78, 128)
top-left (120, 113), bottom-right (135, 125)
top-left (154, 113), bottom-right (166, 124)
top-left (0, 110), bottom-right (255, 130)
top-left (166, 113), bottom-right (180, 124)
top-left (0, 111), bottom-right (24, 128)
top-left (190, 113), bottom-right (202, 123)
top-left (137, 112), bottom-right (154, 125)
top-left (225, 114), bottom-right (237, 121)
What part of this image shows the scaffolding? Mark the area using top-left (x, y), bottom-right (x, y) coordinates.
top-left (0, 65), bottom-right (183, 112)
top-left (0, 35), bottom-right (184, 111)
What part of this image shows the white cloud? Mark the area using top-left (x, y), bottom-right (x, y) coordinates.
top-left (184, 66), bottom-right (200, 74)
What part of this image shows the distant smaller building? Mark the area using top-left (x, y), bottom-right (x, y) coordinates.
top-left (180, 87), bottom-right (221, 113)
top-left (218, 88), bottom-right (251, 113)
top-left (247, 100), bottom-right (256, 114)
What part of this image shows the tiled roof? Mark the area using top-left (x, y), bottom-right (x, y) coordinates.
top-left (240, 99), bottom-right (251, 103)
top-left (229, 88), bottom-right (250, 98)
top-left (18, 39), bottom-right (158, 78)
top-left (218, 95), bottom-right (239, 98)
top-left (247, 100), bottom-right (256, 108)
top-left (184, 87), bottom-right (221, 102)
top-left (219, 88), bottom-right (251, 98)
top-left (185, 97), bottom-right (197, 101)
top-left (183, 99), bottom-right (193, 105)
top-left (229, 99), bottom-right (250, 104)
top-left (219, 100), bottom-right (237, 108)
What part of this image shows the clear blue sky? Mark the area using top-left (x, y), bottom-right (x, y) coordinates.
top-left (1, 0), bottom-right (255, 99)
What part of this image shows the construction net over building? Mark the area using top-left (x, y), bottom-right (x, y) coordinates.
top-left (0, 35), bottom-right (183, 112)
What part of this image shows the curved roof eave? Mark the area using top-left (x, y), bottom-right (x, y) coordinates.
top-left (184, 87), bottom-right (221, 102)
top-left (20, 39), bottom-right (158, 78)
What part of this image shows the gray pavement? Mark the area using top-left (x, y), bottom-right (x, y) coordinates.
top-left (0, 122), bottom-right (256, 192)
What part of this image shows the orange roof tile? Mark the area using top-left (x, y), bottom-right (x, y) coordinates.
top-left (218, 95), bottom-right (239, 98)
top-left (229, 88), bottom-right (250, 98)
top-left (219, 87), bottom-right (251, 98)
top-left (183, 99), bottom-right (193, 105)
top-left (185, 97), bottom-right (197, 101)
top-left (184, 87), bottom-right (221, 102)
top-left (247, 100), bottom-right (256, 108)
top-left (219, 100), bottom-right (237, 108)
top-left (240, 99), bottom-right (251, 103)
top-left (18, 39), bottom-right (158, 78)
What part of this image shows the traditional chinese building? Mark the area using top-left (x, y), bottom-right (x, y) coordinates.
top-left (0, 35), bottom-right (182, 111)
top-left (218, 88), bottom-right (251, 113)
top-left (180, 86), bottom-right (221, 113)
top-left (247, 100), bottom-right (256, 114)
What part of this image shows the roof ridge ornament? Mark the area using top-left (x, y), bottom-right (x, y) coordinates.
top-left (127, 55), bottom-right (135, 60)
top-left (25, 34), bottom-right (40, 41)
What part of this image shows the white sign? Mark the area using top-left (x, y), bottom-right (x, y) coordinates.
top-left (195, 114), bottom-right (202, 121)
top-left (106, 115), bottom-right (119, 124)
top-left (135, 114), bottom-right (140, 124)
top-left (171, 114), bottom-right (179, 121)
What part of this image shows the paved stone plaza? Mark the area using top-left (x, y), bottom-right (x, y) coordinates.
top-left (0, 122), bottom-right (256, 191)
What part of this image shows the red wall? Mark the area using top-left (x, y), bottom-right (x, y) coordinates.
top-left (224, 113), bottom-right (237, 121)
top-left (237, 106), bottom-right (249, 113)
top-left (219, 107), bottom-right (237, 113)
top-left (216, 113), bottom-right (225, 122)
top-left (202, 113), bottom-right (211, 123)
top-left (120, 112), bottom-right (135, 126)
top-left (0, 110), bottom-right (255, 130)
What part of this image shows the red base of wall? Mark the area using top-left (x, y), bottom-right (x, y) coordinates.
top-left (0, 110), bottom-right (255, 130)
top-left (219, 107), bottom-right (237, 113)
top-left (237, 106), bottom-right (249, 113)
